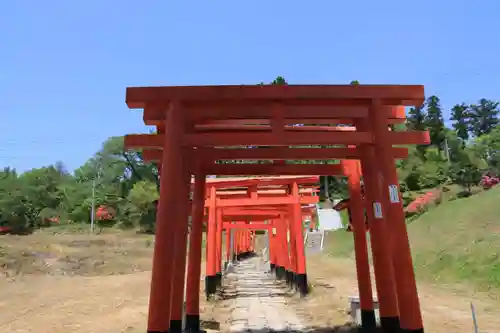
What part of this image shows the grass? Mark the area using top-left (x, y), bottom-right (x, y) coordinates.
top-left (409, 186), bottom-right (500, 291)
top-left (0, 228), bottom-right (155, 278)
top-left (323, 186), bottom-right (500, 293)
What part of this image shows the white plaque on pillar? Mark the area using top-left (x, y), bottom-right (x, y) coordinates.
top-left (373, 202), bottom-right (383, 219)
top-left (388, 185), bottom-right (400, 203)
top-left (272, 227), bottom-right (277, 235)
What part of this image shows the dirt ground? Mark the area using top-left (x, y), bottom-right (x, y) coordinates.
top-left (0, 230), bottom-right (223, 333)
top-left (299, 254), bottom-right (500, 333)
top-left (1, 231), bottom-right (499, 332)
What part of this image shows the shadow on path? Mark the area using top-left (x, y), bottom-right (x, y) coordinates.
top-left (227, 323), bottom-right (382, 332)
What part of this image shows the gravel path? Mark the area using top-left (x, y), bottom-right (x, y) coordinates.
top-left (223, 257), bottom-right (304, 332)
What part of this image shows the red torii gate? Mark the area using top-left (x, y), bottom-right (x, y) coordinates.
top-left (124, 84), bottom-right (429, 333)
top-left (200, 176), bottom-right (319, 299)
top-left (219, 195), bottom-right (319, 290)
top-left (138, 146), bottom-right (413, 333)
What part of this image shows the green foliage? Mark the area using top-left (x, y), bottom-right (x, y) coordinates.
top-left (450, 103), bottom-right (470, 142)
top-left (0, 137), bottom-right (159, 234)
top-left (468, 99), bottom-right (499, 137)
top-left (425, 95), bottom-right (446, 150)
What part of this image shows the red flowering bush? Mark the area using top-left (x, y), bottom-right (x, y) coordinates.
top-left (96, 206), bottom-right (115, 221)
top-left (405, 191), bottom-right (442, 217)
top-left (0, 225), bottom-right (11, 233)
top-left (479, 175), bottom-right (499, 190)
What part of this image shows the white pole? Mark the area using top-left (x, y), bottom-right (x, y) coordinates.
top-left (90, 179), bottom-right (95, 234)
top-left (470, 302), bottom-right (479, 333)
top-left (444, 137), bottom-right (451, 163)
top-left (90, 170), bottom-right (100, 234)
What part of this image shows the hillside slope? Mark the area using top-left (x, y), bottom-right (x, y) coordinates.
top-left (409, 186), bottom-right (500, 290)
top-left (324, 187), bottom-right (500, 292)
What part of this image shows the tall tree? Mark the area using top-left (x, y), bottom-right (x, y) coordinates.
top-left (425, 95), bottom-right (446, 150)
top-left (468, 98), bottom-right (499, 137)
top-left (450, 103), bottom-right (471, 142)
top-left (406, 104), bottom-right (427, 157)
top-left (407, 105), bottom-right (427, 131)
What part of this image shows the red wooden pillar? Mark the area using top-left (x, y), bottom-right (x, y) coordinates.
top-left (236, 230), bottom-right (243, 258)
top-left (205, 186), bottom-right (217, 299)
top-left (291, 182), bottom-right (308, 296)
top-left (241, 230), bottom-right (248, 255)
top-left (240, 229), bottom-right (244, 255)
top-left (234, 230), bottom-right (239, 258)
top-left (147, 101), bottom-right (183, 333)
top-left (225, 224), bottom-right (231, 264)
top-left (269, 222), bottom-right (277, 272)
top-left (215, 208), bottom-right (223, 288)
top-left (185, 172), bottom-right (206, 333)
top-left (342, 159), bottom-right (377, 331)
top-left (286, 209), bottom-right (297, 289)
top-left (276, 214), bottom-right (288, 280)
top-left (371, 100), bottom-right (424, 333)
top-left (358, 118), bottom-right (400, 333)
top-left (169, 157), bottom-right (192, 333)
top-left (244, 230), bottom-right (250, 253)
top-left (231, 226), bottom-right (237, 261)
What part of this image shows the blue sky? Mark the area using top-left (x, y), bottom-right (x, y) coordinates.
top-left (1, 0), bottom-right (499, 173)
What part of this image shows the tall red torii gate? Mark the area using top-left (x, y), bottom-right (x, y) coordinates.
top-left (124, 84), bottom-right (429, 333)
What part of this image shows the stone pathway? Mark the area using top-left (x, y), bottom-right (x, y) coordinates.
top-left (223, 256), bottom-right (304, 332)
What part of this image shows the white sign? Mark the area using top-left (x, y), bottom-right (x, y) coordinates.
top-left (287, 230), bottom-right (291, 242)
top-left (388, 185), bottom-right (400, 203)
top-left (272, 227), bottom-right (277, 235)
top-left (373, 202), bottom-right (383, 219)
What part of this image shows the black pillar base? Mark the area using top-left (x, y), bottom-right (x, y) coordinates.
top-left (215, 272), bottom-right (223, 288)
top-left (224, 261), bottom-right (228, 270)
top-left (185, 314), bottom-right (207, 333)
top-left (296, 273), bottom-right (309, 297)
top-left (169, 319), bottom-right (183, 333)
top-left (285, 270), bottom-right (295, 287)
top-left (401, 329), bottom-right (424, 333)
top-left (380, 316), bottom-right (401, 333)
top-left (285, 270), bottom-right (291, 285)
top-left (360, 309), bottom-right (377, 332)
top-left (275, 266), bottom-right (286, 280)
top-left (269, 263), bottom-right (276, 272)
top-left (232, 254), bottom-right (236, 262)
top-left (147, 331), bottom-right (168, 333)
top-left (205, 275), bottom-right (217, 299)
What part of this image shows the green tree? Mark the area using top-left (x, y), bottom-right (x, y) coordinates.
top-left (469, 126), bottom-right (500, 174)
top-left (123, 180), bottom-right (159, 232)
top-left (407, 104), bottom-right (428, 157)
top-left (407, 105), bottom-right (427, 131)
top-left (271, 76), bottom-right (288, 85)
top-left (450, 103), bottom-right (471, 142)
top-left (468, 99), bottom-right (499, 137)
top-left (425, 95), bottom-right (446, 150)
top-left (448, 149), bottom-right (485, 195)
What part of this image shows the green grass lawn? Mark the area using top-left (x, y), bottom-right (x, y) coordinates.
top-left (324, 186), bottom-right (500, 292)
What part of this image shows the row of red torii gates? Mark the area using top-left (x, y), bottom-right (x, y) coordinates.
top-left (124, 84), bottom-right (430, 333)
